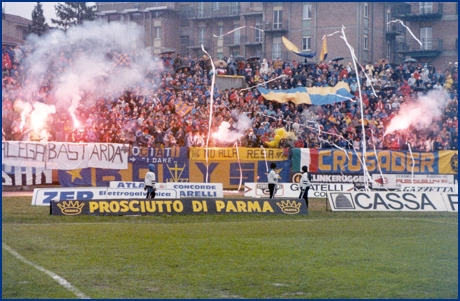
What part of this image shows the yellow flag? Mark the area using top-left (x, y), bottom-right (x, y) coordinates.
top-left (320, 36), bottom-right (328, 62)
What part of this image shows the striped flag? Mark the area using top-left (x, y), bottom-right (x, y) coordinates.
top-left (257, 82), bottom-right (353, 106)
top-left (175, 100), bottom-right (193, 117)
top-left (320, 36), bottom-right (328, 62)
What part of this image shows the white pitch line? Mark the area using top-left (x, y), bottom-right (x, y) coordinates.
top-left (2, 242), bottom-right (91, 299)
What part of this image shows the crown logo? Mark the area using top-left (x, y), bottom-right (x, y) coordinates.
top-left (57, 201), bottom-right (85, 216)
top-left (276, 200), bottom-right (302, 215)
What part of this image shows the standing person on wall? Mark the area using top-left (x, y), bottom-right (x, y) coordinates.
top-left (299, 165), bottom-right (312, 208)
top-left (144, 164), bottom-right (157, 199)
top-left (267, 162), bottom-right (281, 199)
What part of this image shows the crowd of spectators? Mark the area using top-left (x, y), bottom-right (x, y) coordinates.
top-left (2, 43), bottom-right (458, 152)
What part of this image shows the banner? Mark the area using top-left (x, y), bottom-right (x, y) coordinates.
top-left (438, 151), bottom-right (458, 174)
top-left (400, 184), bottom-right (457, 193)
top-left (109, 181), bottom-right (224, 198)
top-left (371, 174), bottom-right (454, 190)
top-left (327, 191), bottom-right (451, 211)
top-left (189, 160), bottom-right (291, 189)
top-left (51, 198), bottom-right (308, 215)
top-left (58, 146), bottom-right (189, 187)
top-left (442, 194), bottom-right (458, 212)
top-left (2, 141), bottom-right (129, 170)
top-left (244, 182), bottom-right (354, 198)
top-left (2, 164), bottom-right (55, 186)
top-left (291, 172), bottom-right (367, 188)
top-left (32, 187), bottom-right (178, 206)
top-left (258, 82), bottom-right (353, 106)
top-left (189, 147), bottom-right (288, 161)
top-left (292, 149), bottom-right (458, 175)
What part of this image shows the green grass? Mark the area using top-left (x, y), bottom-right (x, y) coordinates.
top-left (2, 196), bottom-right (458, 299)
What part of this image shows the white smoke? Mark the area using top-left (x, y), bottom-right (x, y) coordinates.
top-left (384, 90), bottom-right (450, 136)
top-left (213, 110), bottom-right (253, 144)
top-left (15, 20), bottom-right (163, 131)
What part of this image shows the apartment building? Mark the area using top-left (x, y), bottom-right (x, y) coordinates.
top-left (94, 2), bottom-right (455, 69)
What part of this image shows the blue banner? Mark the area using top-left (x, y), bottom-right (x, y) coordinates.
top-left (58, 147), bottom-right (189, 187)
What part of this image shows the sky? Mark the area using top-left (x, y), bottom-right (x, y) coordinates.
top-left (2, 2), bottom-right (61, 24)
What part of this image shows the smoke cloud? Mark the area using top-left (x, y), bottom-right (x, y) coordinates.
top-left (213, 110), bottom-right (253, 144)
top-left (384, 90), bottom-right (450, 136)
top-left (13, 20), bottom-right (163, 131)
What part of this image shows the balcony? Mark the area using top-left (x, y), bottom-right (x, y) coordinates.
top-left (385, 22), bottom-right (405, 39)
top-left (263, 21), bottom-right (289, 33)
top-left (397, 39), bottom-right (443, 58)
top-left (240, 2), bottom-right (263, 15)
top-left (394, 3), bottom-right (443, 22)
top-left (240, 35), bottom-right (263, 45)
top-left (187, 7), bottom-right (241, 19)
top-left (223, 35), bottom-right (242, 47)
top-left (188, 38), bottom-right (212, 49)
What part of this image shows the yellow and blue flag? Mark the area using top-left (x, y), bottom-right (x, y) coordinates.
top-left (257, 82), bottom-right (353, 106)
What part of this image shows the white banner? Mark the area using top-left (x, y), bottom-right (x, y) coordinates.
top-left (400, 184), bottom-right (457, 193)
top-left (32, 187), bottom-right (177, 206)
top-left (2, 141), bottom-right (129, 170)
top-left (371, 174), bottom-right (454, 189)
top-left (245, 182), bottom-right (354, 198)
top-left (109, 181), bottom-right (224, 198)
top-left (327, 191), bottom-right (450, 211)
top-left (442, 194), bottom-right (458, 212)
top-left (2, 165), bottom-right (53, 186)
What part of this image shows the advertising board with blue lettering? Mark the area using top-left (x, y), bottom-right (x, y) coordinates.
top-left (32, 187), bottom-right (177, 206)
top-left (109, 181), bottom-right (224, 198)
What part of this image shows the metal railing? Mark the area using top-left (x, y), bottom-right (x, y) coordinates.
top-left (186, 7), bottom-right (241, 19)
top-left (399, 39), bottom-right (444, 52)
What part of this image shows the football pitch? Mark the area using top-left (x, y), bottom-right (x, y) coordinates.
top-left (2, 196), bottom-right (458, 299)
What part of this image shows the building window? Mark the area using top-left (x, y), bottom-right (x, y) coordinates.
top-left (386, 9), bottom-right (391, 31)
top-left (218, 26), bottom-right (223, 37)
top-left (233, 26), bottom-right (240, 44)
top-left (231, 2), bottom-right (240, 15)
top-left (213, 2), bottom-right (220, 10)
top-left (180, 36), bottom-right (189, 54)
top-left (386, 42), bottom-right (391, 62)
top-left (419, 2), bottom-right (433, 14)
top-left (363, 35), bottom-right (368, 50)
top-left (198, 2), bottom-right (204, 18)
top-left (363, 3), bottom-right (369, 18)
top-left (272, 42), bottom-right (282, 60)
top-left (154, 27), bottom-right (161, 39)
top-left (273, 9), bottom-right (282, 29)
top-left (199, 27), bottom-right (206, 44)
top-left (302, 4), bottom-right (312, 20)
top-left (255, 25), bottom-right (263, 43)
top-left (302, 36), bottom-right (311, 51)
top-left (420, 27), bottom-right (432, 50)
